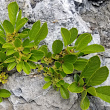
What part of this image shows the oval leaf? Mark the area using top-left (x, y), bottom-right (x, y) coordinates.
top-left (4, 57), bottom-right (15, 63)
top-left (6, 49), bottom-right (15, 55)
top-left (15, 18), bottom-right (28, 32)
top-left (34, 22), bottom-right (48, 45)
top-left (52, 40), bottom-right (63, 54)
top-left (43, 81), bottom-right (52, 89)
top-left (27, 61), bottom-right (36, 69)
top-left (62, 62), bottom-right (74, 74)
top-left (80, 91), bottom-right (90, 110)
top-left (76, 34), bottom-right (92, 51)
top-left (69, 28), bottom-right (78, 44)
top-left (22, 39), bottom-right (29, 47)
top-left (2, 43), bottom-right (14, 49)
top-left (7, 62), bottom-right (16, 71)
top-left (31, 50), bottom-right (44, 61)
top-left (60, 86), bottom-right (69, 99)
top-left (23, 62), bottom-right (31, 74)
top-left (3, 20), bottom-right (14, 34)
top-left (0, 36), bottom-right (6, 44)
top-left (96, 86), bottom-right (110, 103)
top-left (87, 66), bottom-right (109, 86)
top-left (81, 44), bottom-right (105, 54)
top-left (68, 82), bottom-right (84, 93)
top-left (16, 61), bottom-right (23, 72)
top-left (75, 33), bottom-right (90, 46)
top-left (81, 56), bottom-right (100, 79)
top-left (29, 20), bottom-right (41, 41)
top-left (44, 76), bottom-right (51, 82)
top-left (8, 2), bottom-right (19, 26)
top-left (63, 54), bottom-right (77, 64)
top-left (0, 89), bottom-right (11, 98)
top-left (74, 58), bottom-right (88, 71)
top-left (61, 28), bottom-right (71, 46)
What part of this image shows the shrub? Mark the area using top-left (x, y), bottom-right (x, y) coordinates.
top-left (0, 2), bottom-right (110, 110)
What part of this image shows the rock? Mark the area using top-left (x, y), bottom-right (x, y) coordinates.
top-left (1, 72), bottom-right (78, 110)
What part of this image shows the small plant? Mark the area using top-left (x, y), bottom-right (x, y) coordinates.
top-left (37, 27), bottom-right (110, 109)
top-left (0, 2), bottom-right (110, 109)
top-left (0, 1), bottom-right (48, 102)
top-left (1, 2), bottom-right (48, 74)
top-left (68, 56), bottom-right (110, 110)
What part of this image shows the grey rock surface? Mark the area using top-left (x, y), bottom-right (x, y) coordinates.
top-left (0, 0), bottom-right (110, 110)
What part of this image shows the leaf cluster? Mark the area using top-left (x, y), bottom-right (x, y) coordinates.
top-left (0, 2), bottom-right (110, 109)
top-left (37, 28), bottom-right (110, 110)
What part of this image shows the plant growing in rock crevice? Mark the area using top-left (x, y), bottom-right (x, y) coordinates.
top-left (1, 2), bottom-right (48, 74)
top-left (0, 1), bottom-right (48, 102)
top-left (0, 2), bottom-right (110, 110)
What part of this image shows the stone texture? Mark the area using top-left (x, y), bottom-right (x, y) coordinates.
top-left (0, 0), bottom-right (110, 110)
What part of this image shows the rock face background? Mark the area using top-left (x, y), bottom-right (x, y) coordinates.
top-left (0, 0), bottom-right (110, 110)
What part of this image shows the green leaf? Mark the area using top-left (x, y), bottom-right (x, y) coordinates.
top-left (55, 61), bottom-right (61, 69)
top-left (59, 71), bottom-right (67, 77)
top-left (16, 10), bottom-right (22, 23)
top-left (23, 48), bottom-right (30, 54)
top-left (0, 89), bottom-right (11, 98)
top-left (0, 97), bottom-right (3, 102)
top-left (87, 66), bottom-right (109, 86)
top-left (0, 31), bottom-right (6, 38)
top-left (4, 57), bottom-right (15, 63)
top-left (74, 58), bottom-right (88, 71)
top-left (3, 20), bottom-right (14, 34)
top-left (19, 29), bottom-right (29, 38)
top-left (62, 62), bottom-right (74, 74)
top-left (0, 24), bottom-right (5, 32)
top-left (68, 82), bottom-right (84, 93)
top-left (29, 20), bottom-right (41, 41)
top-left (58, 80), bottom-right (64, 85)
top-left (74, 74), bottom-right (80, 82)
top-left (16, 61), bottom-right (23, 72)
top-left (61, 28), bottom-right (71, 46)
top-left (80, 91), bottom-right (90, 110)
top-left (81, 56), bottom-right (100, 79)
top-left (0, 52), bottom-right (6, 62)
top-left (76, 34), bottom-right (92, 51)
top-left (27, 61), bottom-right (36, 69)
top-left (31, 50), bottom-right (44, 61)
top-left (63, 54), bottom-right (77, 64)
top-left (39, 45), bottom-right (48, 56)
top-left (14, 38), bottom-right (21, 47)
top-left (2, 43), bottom-right (14, 49)
top-left (75, 33), bottom-right (90, 45)
top-left (23, 62), bottom-right (31, 74)
top-left (8, 2), bottom-right (19, 26)
top-left (52, 40), bottom-right (63, 54)
top-left (15, 18), bottom-right (28, 32)
top-left (49, 67), bottom-right (54, 73)
top-left (44, 76), bottom-right (51, 82)
top-left (87, 87), bottom-right (97, 96)
top-left (34, 22), bottom-right (48, 45)
top-left (81, 44), bottom-right (105, 54)
top-left (96, 86), bottom-right (110, 103)
top-left (78, 78), bottom-right (84, 86)
top-left (23, 39), bottom-right (29, 47)
top-left (6, 49), bottom-right (15, 55)
top-left (69, 28), bottom-right (78, 44)
top-left (60, 85), bottom-right (69, 99)
top-left (43, 81), bottom-right (52, 89)
top-left (7, 62), bottom-right (16, 71)
top-left (47, 52), bottom-right (52, 58)
top-left (25, 42), bottom-right (34, 48)
top-left (0, 36), bottom-right (6, 44)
